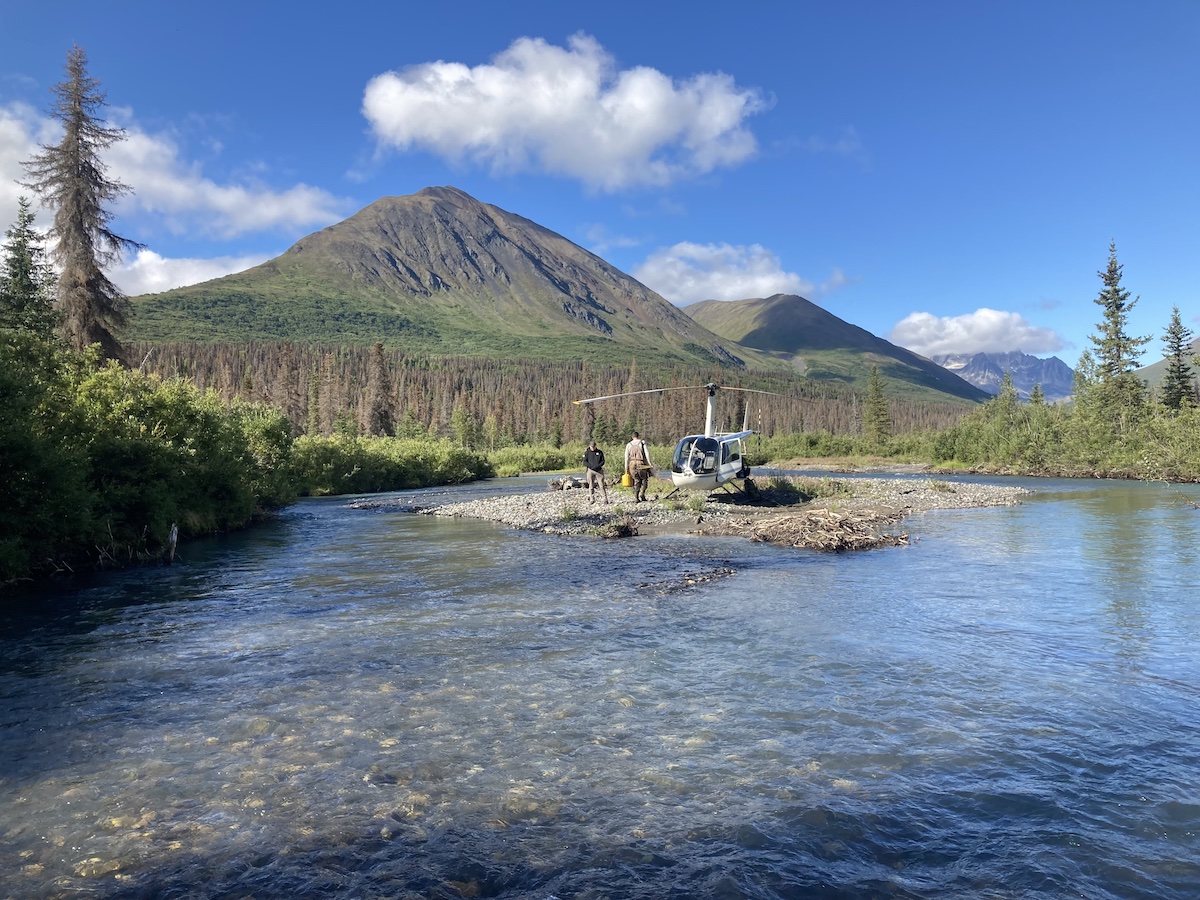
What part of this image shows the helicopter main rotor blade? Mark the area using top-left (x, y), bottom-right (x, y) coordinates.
top-left (572, 386), bottom-right (700, 405)
top-left (573, 385), bottom-right (779, 405)
top-left (712, 386), bottom-right (778, 396)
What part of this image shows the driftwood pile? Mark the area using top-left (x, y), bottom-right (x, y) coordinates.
top-left (748, 508), bottom-right (909, 552)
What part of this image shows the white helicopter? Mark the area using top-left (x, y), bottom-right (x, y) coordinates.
top-left (573, 383), bottom-right (775, 493)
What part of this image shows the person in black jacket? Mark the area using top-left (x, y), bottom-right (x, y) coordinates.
top-left (583, 441), bottom-right (609, 503)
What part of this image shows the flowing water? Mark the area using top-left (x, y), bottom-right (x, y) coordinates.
top-left (2, 476), bottom-right (1198, 899)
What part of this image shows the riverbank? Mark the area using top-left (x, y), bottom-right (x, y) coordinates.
top-left (368, 474), bottom-right (1031, 551)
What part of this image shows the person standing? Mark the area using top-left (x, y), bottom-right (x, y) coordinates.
top-left (583, 440), bottom-right (609, 503)
top-left (624, 431), bottom-right (654, 502)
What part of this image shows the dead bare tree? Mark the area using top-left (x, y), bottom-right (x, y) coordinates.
top-left (22, 44), bottom-right (142, 361)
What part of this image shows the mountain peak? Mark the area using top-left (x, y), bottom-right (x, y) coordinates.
top-left (130, 186), bottom-right (751, 367)
top-left (932, 351), bottom-right (1074, 401)
top-left (685, 294), bottom-right (988, 402)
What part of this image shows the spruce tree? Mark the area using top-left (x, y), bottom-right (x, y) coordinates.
top-left (0, 197), bottom-right (59, 338)
top-left (21, 45), bottom-right (141, 361)
top-left (1159, 306), bottom-right (1197, 410)
top-left (863, 365), bottom-right (892, 448)
top-left (362, 341), bottom-right (395, 436)
top-left (1081, 241), bottom-right (1151, 431)
top-left (1089, 242), bottom-right (1150, 385)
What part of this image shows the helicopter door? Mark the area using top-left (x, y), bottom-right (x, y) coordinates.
top-left (690, 437), bottom-right (720, 474)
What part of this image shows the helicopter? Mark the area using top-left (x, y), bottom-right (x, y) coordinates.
top-left (573, 383), bottom-right (776, 493)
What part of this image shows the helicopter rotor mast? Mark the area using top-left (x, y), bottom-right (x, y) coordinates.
top-left (704, 384), bottom-right (718, 438)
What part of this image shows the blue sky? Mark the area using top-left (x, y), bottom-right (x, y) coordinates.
top-left (2, 1), bottom-right (1197, 362)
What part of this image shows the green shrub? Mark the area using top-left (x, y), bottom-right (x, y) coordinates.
top-left (488, 444), bottom-right (569, 474)
top-left (290, 435), bottom-right (494, 496)
top-left (0, 334), bottom-right (93, 581)
top-left (72, 364), bottom-right (295, 551)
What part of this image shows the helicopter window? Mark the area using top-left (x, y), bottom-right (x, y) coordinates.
top-left (671, 439), bottom-right (696, 473)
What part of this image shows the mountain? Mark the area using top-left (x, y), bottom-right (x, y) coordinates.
top-left (129, 187), bottom-right (989, 405)
top-left (128, 186), bottom-right (757, 369)
top-left (932, 351), bottom-right (1075, 402)
top-left (683, 293), bottom-right (989, 403)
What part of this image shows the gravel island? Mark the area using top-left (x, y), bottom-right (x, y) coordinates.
top-left (363, 475), bottom-right (1032, 552)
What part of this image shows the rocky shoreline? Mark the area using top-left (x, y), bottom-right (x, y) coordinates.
top-left (356, 474), bottom-right (1031, 552)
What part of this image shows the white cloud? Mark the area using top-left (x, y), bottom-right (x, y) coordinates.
top-left (109, 127), bottom-right (347, 238)
top-left (0, 102), bottom-right (52, 220)
top-left (111, 248), bottom-right (266, 296)
top-left (1, 101), bottom-right (349, 239)
top-left (633, 241), bottom-right (826, 305)
top-left (888, 308), bottom-right (1067, 357)
top-left (362, 33), bottom-right (768, 191)
top-left (583, 222), bottom-right (641, 255)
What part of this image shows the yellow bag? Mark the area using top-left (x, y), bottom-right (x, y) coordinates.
top-left (621, 472), bottom-right (633, 487)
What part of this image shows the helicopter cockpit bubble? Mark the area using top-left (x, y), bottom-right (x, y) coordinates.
top-left (670, 438), bottom-right (694, 475)
top-left (672, 436), bottom-right (720, 474)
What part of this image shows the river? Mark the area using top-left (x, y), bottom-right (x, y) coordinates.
top-left (1, 475), bottom-right (1198, 899)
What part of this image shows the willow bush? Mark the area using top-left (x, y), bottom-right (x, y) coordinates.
top-left (488, 444), bottom-right (571, 477)
top-left (73, 363), bottom-right (298, 557)
top-left (1, 348), bottom-right (299, 583)
top-left (0, 334), bottom-right (92, 581)
top-left (290, 435), bottom-right (494, 496)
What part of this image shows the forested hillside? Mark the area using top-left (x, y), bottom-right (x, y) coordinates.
top-left (131, 341), bottom-right (976, 444)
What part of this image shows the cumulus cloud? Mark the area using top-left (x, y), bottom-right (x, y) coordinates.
top-left (362, 33), bottom-right (768, 191)
top-left (888, 308), bottom-right (1067, 357)
top-left (108, 127), bottom-right (347, 238)
top-left (633, 241), bottom-right (834, 306)
top-left (0, 102), bottom-right (52, 217)
top-left (1, 101), bottom-right (348, 239)
top-left (111, 248), bottom-right (267, 296)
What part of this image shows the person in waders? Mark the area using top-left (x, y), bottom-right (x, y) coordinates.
top-left (624, 432), bottom-right (654, 502)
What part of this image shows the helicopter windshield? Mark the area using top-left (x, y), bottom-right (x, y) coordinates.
top-left (672, 436), bottom-right (720, 474)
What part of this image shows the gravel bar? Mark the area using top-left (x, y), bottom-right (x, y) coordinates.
top-left (400, 476), bottom-right (1031, 544)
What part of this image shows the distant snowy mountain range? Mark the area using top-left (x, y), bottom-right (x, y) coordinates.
top-left (932, 351), bottom-right (1075, 402)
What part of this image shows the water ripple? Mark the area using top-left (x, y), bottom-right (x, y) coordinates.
top-left (1, 479), bottom-right (1199, 897)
